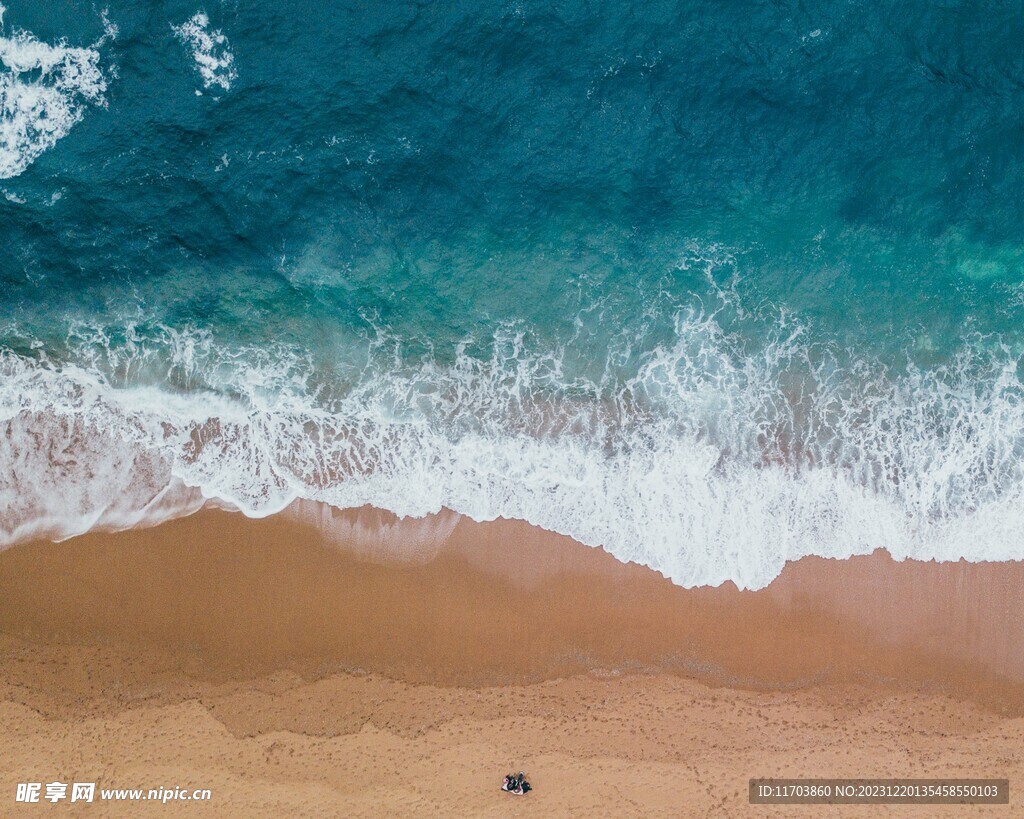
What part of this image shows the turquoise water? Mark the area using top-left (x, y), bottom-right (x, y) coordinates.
top-left (3, 0), bottom-right (1024, 587)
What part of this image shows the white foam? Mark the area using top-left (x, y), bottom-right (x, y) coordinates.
top-left (3, 315), bottom-right (1024, 589)
top-left (0, 9), bottom-right (112, 179)
top-left (172, 12), bottom-right (236, 92)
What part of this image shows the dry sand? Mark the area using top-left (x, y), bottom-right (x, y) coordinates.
top-left (1, 504), bottom-right (1022, 815)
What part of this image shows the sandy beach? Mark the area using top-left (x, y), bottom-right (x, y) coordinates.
top-left (1, 505), bottom-right (1022, 815)
top-left (5, 0), bottom-right (1024, 814)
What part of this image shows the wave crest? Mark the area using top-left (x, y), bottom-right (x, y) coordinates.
top-left (3, 314), bottom-right (1024, 589)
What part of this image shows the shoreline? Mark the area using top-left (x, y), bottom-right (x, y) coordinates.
top-left (2, 504), bottom-right (1023, 814)
top-left (2, 502), bottom-right (1023, 709)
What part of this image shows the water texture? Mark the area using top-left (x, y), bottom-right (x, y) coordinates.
top-left (2, 0), bottom-right (1024, 587)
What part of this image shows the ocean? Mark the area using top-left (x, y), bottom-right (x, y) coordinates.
top-left (2, 0), bottom-right (1024, 588)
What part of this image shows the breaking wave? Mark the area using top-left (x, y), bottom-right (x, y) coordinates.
top-left (0, 4), bottom-right (114, 179)
top-left (3, 305), bottom-right (1024, 590)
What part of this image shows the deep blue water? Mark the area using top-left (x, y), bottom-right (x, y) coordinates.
top-left (3, 1), bottom-right (1024, 587)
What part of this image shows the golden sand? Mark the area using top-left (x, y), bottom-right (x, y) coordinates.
top-left (1, 505), bottom-right (1022, 815)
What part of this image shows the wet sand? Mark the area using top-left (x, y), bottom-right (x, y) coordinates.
top-left (1, 504), bottom-right (1023, 815)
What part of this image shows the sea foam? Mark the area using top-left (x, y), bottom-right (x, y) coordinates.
top-left (172, 12), bottom-right (236, 92)
top-left (3, 310), bottom-right (1024, 590)
top-left (0, 6), bottom-right (113, 179)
